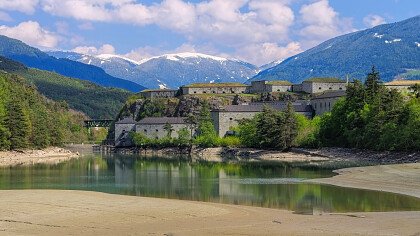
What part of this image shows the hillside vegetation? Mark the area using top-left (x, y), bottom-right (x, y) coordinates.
top-left (0, 72), bottom-right (88, 150)
top-left (0, 56), bottom-right (132, 119)
top-left (0, 35), bottom-right (145, 92)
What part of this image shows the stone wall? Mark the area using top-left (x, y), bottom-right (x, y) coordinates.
top-left (211, 111), bottom-right (257, 137)
top-left (141, 90), bottom-right (177, 99)
top-left (181, 86), bottom-right (250, 95)
top-left (302, 82), bottom-right (347, 94)
top-left (250, 81), bottom-right (268, 93)
top-left (136, 123), bottom-right (189, 139)
top-left (311, 97), bottom-right (341, 116)
top-left (269, 84), bottom-right (292, 92)
top-left (115, 123), bottom-right (136, 147)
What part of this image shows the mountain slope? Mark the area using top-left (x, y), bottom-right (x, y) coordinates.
top-left (252, 16), bottom-right (420, 83)
top-left (49, 52), bottom-right (259, 89)
top-left (0, 35), bottom-right (145, 92)
top-left (0, 70), bottom-right (88, 149)
top-left (0, 56), bottom-right (132, 119)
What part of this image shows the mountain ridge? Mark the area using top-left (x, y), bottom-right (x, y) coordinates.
top-left (0, 35), bottom-right (145, 92)
top-left (48, 51), bottom-right (259, 89)
top-left (251, 15), bottom-right (420, 83)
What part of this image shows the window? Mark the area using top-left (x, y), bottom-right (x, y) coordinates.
top-left (339, 87), bottom-right (343, 90)
top-left (277, 89), bottom-right (280, 92)
top-left (144, 129), bottom-right (147, 133)
top-left (329, 102), bottom-right (331, 108)
top-left (314, 103), bottom-right (317, 109)
top-left (203, 91), bottom-right (207, 94)
top-left (329, 87), bottom-right (332, 90)
top-left (319, 87), bottom-right (322, 90)
top-left (212, 91), bottom-right (216, 94)
top-left (222, 91), bottom-right (226, 94)
top-left (229, 118), bottom-right (233, 121)
top-left (320, 103), bottom-right (323, 108)
top-left (194, 91), bottom-right (197, 94)
top-left (155, 129), bottom-right (159, 132)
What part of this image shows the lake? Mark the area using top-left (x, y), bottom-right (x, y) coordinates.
top-left (1, 154), bottom-right (419, 214)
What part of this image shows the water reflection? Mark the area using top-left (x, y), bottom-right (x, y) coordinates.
top-left (0, 154), bottom-right (419, 214)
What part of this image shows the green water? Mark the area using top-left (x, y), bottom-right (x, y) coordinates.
top-left (0, 154), bottom-right (419, 214)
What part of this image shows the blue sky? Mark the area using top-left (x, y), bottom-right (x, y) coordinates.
top-left (0, 0), bottom-right (418, 65)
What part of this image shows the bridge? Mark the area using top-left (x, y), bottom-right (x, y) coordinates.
top-left (84, 119), bottom-right (114, 128)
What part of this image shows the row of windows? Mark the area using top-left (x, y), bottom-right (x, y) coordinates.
top-left (318, 87), bottom-right (343, 90)
top-left (314, 102), bottom-right (332, 110)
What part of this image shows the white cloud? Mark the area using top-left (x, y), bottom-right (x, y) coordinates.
top-left (38, 0), bottom-right (298, 65)
top-left (299, 0), bottom-right (355, 47)
top-left (72, 44), bottom-right (115, 55)
top-left (235, 42), bottom-right (302, 66)
top-left (363, 14), bottom-right (386, 28)
top-left (0, 0), bottom-right (39, 14)
top-left (0, 21), bottom-right (59, 48)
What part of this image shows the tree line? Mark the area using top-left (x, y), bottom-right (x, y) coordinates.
top-left (0, 73), bottom-right (93, 150)
top-left (131, 67), bottom-right (419, 152)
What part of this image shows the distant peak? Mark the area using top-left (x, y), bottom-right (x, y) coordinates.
top-left (142, 52), bottom-right (228, 63)
top-left (95, 54), bottom-right (141, 65)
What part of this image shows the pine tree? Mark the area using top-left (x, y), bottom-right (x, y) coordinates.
top-left (278, 102), bottom-right (297, 151)
top-left (0, 118), bottom-right (11, 150)
top-left (6, 101), bottom-right (31, 149)
top-left (256, 106), bottom-right (280, 149)
top-left (365, 66), bottom-right (382, 103)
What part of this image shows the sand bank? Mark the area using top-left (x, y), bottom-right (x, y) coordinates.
top-left (0, 190), bottom-right (419, 236)
top-left (0, 147), bottom-right (79, 167)
top-left (308, 163), bottom-right (420, 198)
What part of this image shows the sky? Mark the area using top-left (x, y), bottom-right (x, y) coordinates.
top-left (0, 0), bottom-right (418, 66)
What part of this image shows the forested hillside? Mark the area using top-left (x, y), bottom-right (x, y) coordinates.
top-left (0, 35), bottom-right (145, 92)
top-left (252, 16), bottom-right (420, 83)
top-left (0, 72), bottom-right (88, 150)
top-left (0, 56), bottom-right (132, 119)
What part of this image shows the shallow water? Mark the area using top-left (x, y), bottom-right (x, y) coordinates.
top-left (1, 154), bottom-right (419, 214)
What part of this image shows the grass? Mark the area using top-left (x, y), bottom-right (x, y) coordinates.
top-left (266, 80), bottom-right (292, 86)
top-left (304, 77), bottom-right (345, 83)
top-left (385, 80), bottom-right (420, 85)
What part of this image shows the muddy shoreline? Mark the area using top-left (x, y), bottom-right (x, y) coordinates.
top-left (0, 147), bottom-right (79, 167)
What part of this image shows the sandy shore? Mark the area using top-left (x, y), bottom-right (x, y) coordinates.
top-left (0, 190), bottom-right (419, 236)
top-left (308, 163), bottom-right (420, 198)
top-left (0, 147), bottom-right (79, 167)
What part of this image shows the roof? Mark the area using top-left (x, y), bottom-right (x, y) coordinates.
top-left (138, 117), bottom-right (187, 125)
top-left (140, 89), bottom-right (178, 93)
top-left (266, 80), bottom-right (293, 86)
top-left (312, 90), bottom-right (346, 100)
top-left (385, 80), bottom-right (420, 86)
top-left (183, 83), bottom-right (249, 88)
top-left (304, 78), bottom-right (345, 83)
top-left (214, 103), bottom-right (313, 113)
top-left (115, 117), bottom-right (136, 124)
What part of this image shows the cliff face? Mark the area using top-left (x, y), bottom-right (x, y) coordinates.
top-left (115, 92), bottom-right (306, 123)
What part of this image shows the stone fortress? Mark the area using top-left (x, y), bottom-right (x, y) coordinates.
top-left (115, 78), bottom-right (419, 145)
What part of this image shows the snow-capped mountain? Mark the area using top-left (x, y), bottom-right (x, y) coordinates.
top-left (251, 15), bottom-right (420, 83)
top-left (48, 51), bottom-right (259, 89)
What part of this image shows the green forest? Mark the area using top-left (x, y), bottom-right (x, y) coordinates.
top-left (0, 72), bottom-right (90, 150)
top-left (0, 56), bottom-right (132, 119)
